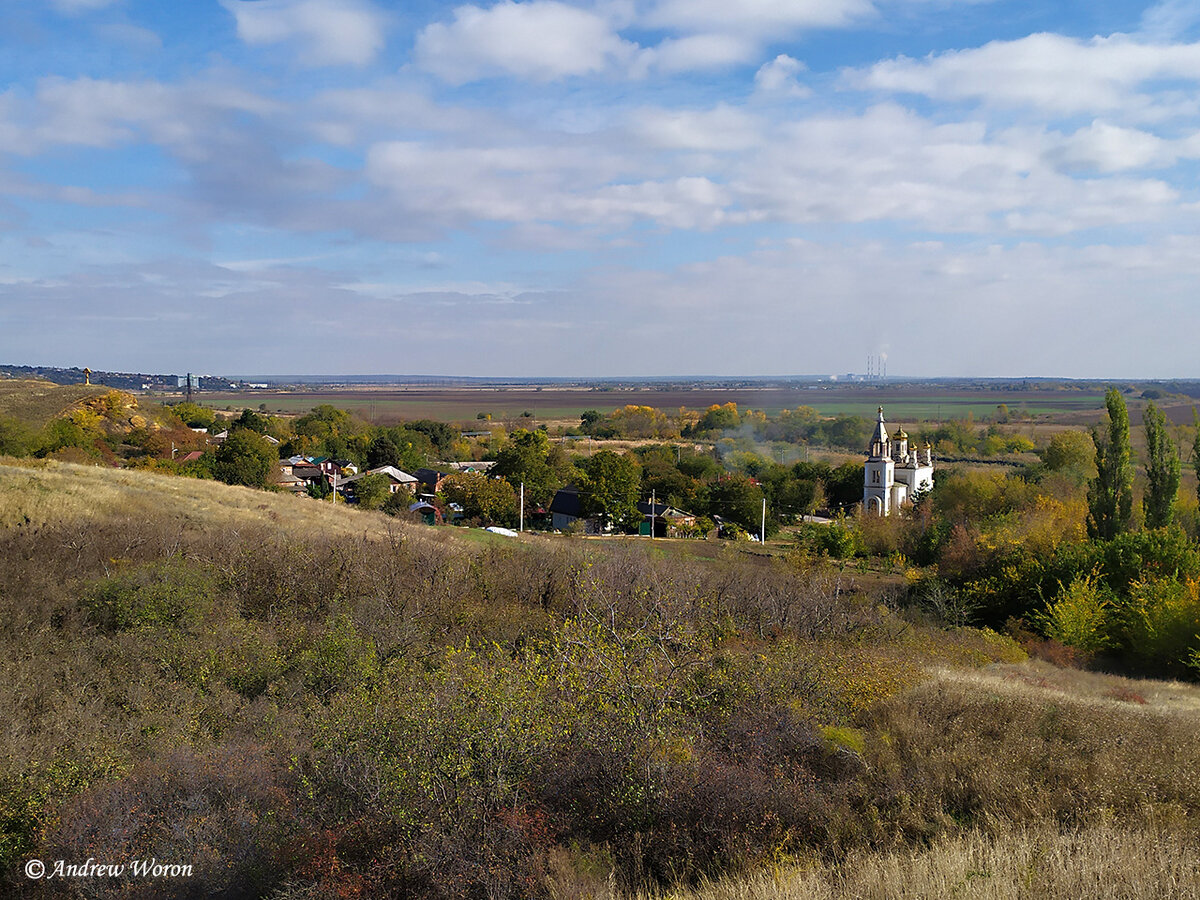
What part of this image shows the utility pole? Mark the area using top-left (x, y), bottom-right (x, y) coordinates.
top-left (761, 498), bottom-right (766, 545)
top-left (519, 482), bottom-right (524, 532)
top-left (331, 466), bottom-right (337, 503)
top-left (651, 489), bottom-right (656, 539)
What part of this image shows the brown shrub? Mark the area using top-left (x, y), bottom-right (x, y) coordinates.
top-left (41, 745), bottom-right (306, 899)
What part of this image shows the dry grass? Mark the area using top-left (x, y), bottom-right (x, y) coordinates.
top-left (550, 661), bottom-right (1200, 900)
top-left (0, 378), bottom-right (110, 428)
top-left (0, 456), bottom-right (410, 538)
top-left (621, 822), bottom-right (1200, 900)
top-left (939, 659), bottom-right (1200, 717)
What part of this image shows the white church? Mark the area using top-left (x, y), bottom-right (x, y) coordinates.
top-left (863, 407), bottom-right (934, 515)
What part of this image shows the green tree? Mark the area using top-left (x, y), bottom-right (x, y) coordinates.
top-left (1193, 409), bottom-right (1200, 505)
top-left (579, 449), bottom-right (642, 531)
top-left (171, 401), bottom-right (217, 430)
top-left (492, 429), bottom-right (578, 514)
top-left (440, 472), bottom-right (518, 525)
top-left (693, 402), bottom-right (740, 433)
top-left (233, 409), bottom-right (269, 433)
top-left (294, 404), bottom-right (353, 441)
top-left (213, 430), bottom-right (276, 488)
top-left (366, 434), bottom-right (402, 470)
top-left (1143, 401), bottom-right (1181, 529)
top-left (0, 415), bottom-right (33, 456)
top-left (1087, 388), bottom-right (1134, 540)
top-left (1042, 430), bottom-right (1094, 473)
top-left (706, 474), bottom-right (766, 534)
top-left (352, 473), bottom-right (392, 510)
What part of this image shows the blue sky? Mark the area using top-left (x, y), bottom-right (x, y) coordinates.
top-left (1, 0), bottom-right (1199, 378)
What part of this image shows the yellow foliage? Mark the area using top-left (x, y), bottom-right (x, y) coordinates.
top-left (1039, 571), bottom-right (1112, 653)
top-left (69, 407), bottom-right (104, 435)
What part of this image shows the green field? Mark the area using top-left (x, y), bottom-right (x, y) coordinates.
top-left (188, 385), bottom-right (1110, 426)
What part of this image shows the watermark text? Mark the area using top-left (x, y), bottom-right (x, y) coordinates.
top-left (25, 858), bottom-right (193, 880)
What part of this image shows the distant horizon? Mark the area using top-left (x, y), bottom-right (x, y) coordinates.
top-left (4, 361), bottom-right (1198, 386)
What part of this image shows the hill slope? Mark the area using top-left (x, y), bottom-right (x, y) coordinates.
top-left (0, 378), bottom-right (114, 429)
top-left (0, 456), bottom-right (410, 537)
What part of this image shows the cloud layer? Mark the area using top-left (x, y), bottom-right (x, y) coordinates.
top-left (1, 1), bottom-right (1199, 376)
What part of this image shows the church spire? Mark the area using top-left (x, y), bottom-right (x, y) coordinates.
top-left (868, 406), bottom-right (888, 458)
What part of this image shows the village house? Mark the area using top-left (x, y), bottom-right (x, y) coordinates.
top-left (637, 500), bottom-right (698, 537)
top-left (415, 467), bottom-right (452, 496)
top-left (548, 484), bottom-right (604, 533)
top-left (338, 465), bottom-right (419, 497)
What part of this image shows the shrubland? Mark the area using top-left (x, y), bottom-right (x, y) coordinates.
top-left (4, 383), bottom-right (1200, 895)
top-left (0, 459), bottom-right (1113, 899)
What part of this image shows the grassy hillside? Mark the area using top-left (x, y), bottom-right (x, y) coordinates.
top-left (2, 461), bottom-right (1199, 898)
top-left (0, 456), bottom-right (402, 535)
top-left (0, 379), bottom-right (113, 429)
top-left (645, 661), bottom-right (1200, 900)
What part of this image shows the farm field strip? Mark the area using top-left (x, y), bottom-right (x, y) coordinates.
top-left (187, 387), bottom-right (1109, 424)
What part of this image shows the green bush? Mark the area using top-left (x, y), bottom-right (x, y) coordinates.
top-left (1036, 572), bottom-right (1113, 654)
top-left (81, 560), bottom-right (215, 631)
top-left (1122, 577), bottom-right (1200, 675)
top-left (796, 518), bottom-right (862, 559)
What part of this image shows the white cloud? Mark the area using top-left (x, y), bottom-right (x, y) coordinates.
top-left (754, 54), bottom-right (810, 95)
top-left (309, 85), bottom-right (500, 145)
top-left (729, 104), bottom-right (1178, 235)
top-left (628, 104), bottom-right (763, 151)
top-left (221, 0), bottom-right (386, 67)
top-left (636, 33), bottom-right (758, 74)
top-left (0, 77), bottom-right (280, 156)
top-left (644, 0), bottom-right (874, 37)
top-left (568, 236), bottom-right (1200, 377)
top-left (414, 1), bottom-right (636, 83)
top-left (1140, 0), bottom-right (1200, 41)
top-left (848, 33), bottom-right (1200, 117)
top-left (1048, 121), bottom-right (1177, 172)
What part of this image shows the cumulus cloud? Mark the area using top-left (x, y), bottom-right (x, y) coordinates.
top-left (1047, 121), bottom-right (1179, 172)
top-left (414, 1), bottom-right (637, 83)
top-left (362, 138), bottom-right (732, 231)
top-left (636, 33), bottom-right (758, 74)
top-left (847, 33), bottom-right (1200, 116)
top-left (628, 104), bottom-right (763, 151)
top-left (414, 0), bottom-right (875, 82)
top-left (220, 0), bottom-right (386, 67)
top-left (754, 54), bottom-right (810, 95)
top-left (728, 103), bottom-right (1178, 235)
top-left (0, 76), bottom-right (280, 155)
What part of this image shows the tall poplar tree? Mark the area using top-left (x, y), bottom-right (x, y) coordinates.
top-left (1087, 388), bottom-right (1134, 540)
top-left (1142, 401), bottom-right (1180, 529)
top-left (1193, 409), bottom-right (1200, 505)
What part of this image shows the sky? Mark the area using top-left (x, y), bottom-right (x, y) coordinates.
top-left (1, 0), bottom-right (1199, 378)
